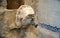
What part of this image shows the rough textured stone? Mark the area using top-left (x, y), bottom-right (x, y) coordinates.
top-left (0, 0), bottom-right (39, 38)
top-left (0, 9), bottom-right (17, 38)
top-left (0, 9), bottom-right (39, 38)
top-left (0, 0), bottom-right (7, 15)
top-left (0, 0), bottom-right (7, 8)
top-left (0, 0), bottom-right (7, 37)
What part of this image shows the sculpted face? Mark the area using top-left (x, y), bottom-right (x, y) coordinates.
top-left (16, 5), bottom-right (35, 28)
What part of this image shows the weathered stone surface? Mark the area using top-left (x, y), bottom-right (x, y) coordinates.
top-left (4, 10), bottom-right (17, 29)
top-left (0, 10), bottom-right (8, 38)
top-left (24, 0), bottom-right (38, 13)
top-left (0, 9), bottom-right (17, 38)
top-left (0, 0), bottom-right (7, 8)
top-left (24, 0), bottom-right (38, 23)
top-left (0, 0), bottom-right (7, 37)
top-left (0, 9), bottom-right (39, 38)
top-left (0, 0), bottom-right (7, 15)
top-left (0, 0), bottom-right (39, 38)
top-left (5, 26), bottom-right (39, 38)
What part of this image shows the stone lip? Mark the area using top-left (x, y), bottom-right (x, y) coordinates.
top-left (39, 23), bottom-right (60, 32)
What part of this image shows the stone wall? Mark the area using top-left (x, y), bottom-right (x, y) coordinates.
top-left (37, 0), bottom-right (60, 27)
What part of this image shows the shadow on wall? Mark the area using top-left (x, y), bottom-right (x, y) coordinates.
top-left (0, 0), bottom-right (2, 3)
top-left (7, 0), bottom-right (24, 9)
top-left (0, 34), bottom-right (4, 38)
top-left (0, 0), bottom-right (2, 6)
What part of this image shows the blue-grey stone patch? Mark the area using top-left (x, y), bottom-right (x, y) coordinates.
top-left (40, 23), bottom-right (60, 32)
